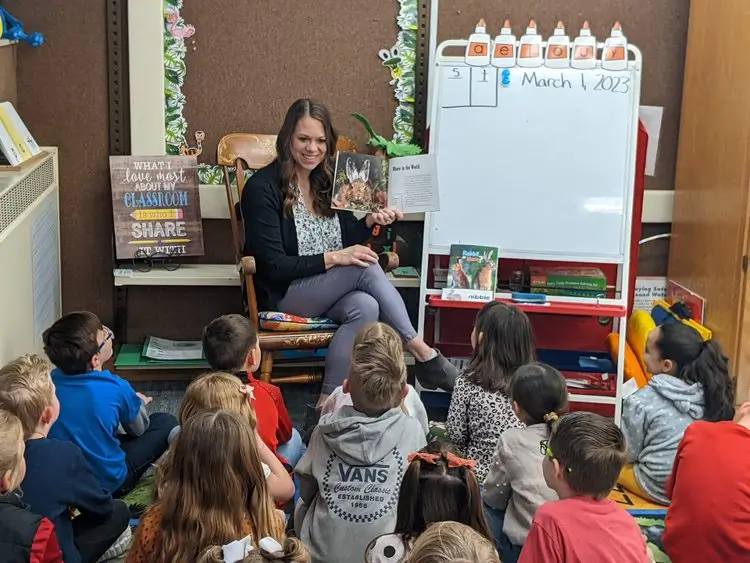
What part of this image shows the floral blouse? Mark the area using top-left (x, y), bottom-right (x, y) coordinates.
top-left (292, 188), bottom-right (343, 256)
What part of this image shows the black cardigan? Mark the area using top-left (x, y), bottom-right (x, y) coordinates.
top-left (241, 160), bottom-right (373, 311)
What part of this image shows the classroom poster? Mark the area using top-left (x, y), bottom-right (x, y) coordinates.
top-left (109, 155), bottom-right (204, 260)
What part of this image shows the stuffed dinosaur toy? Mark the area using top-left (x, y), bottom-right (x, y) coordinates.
top-left (0, 7), bottom-right (43, 46)
top-left (350, 113), bottom-right (422, 158)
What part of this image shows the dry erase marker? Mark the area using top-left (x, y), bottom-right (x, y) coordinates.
top-left (491, 19), bottom-right (516, 68)
top-left (545, 21), bottom-right (571, 68)
top-left (601, 22), bottom-right (628, 70)
top-left (571, 21), bottom-right (597, 70)
top-left (511, 292), bottom-right (547, 303)
top-left (466, 19), bottom-right (491, 66)
top-left (517, 20), bottom-right (543, 68)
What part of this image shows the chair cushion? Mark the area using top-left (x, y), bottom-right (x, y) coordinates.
top-left (258, 311), bottom-right (338, 332)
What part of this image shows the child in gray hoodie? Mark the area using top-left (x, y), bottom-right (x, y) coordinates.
top-left (620, 322), bottom-right (735, 504)
top-left (293, 323), bottom-right (427, 563)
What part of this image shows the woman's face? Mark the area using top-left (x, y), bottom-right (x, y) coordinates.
top-left (291, 115), bottom-right (327, 172)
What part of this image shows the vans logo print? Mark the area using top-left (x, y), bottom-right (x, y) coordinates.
top-left (322, 447), bottom-right (404, 524)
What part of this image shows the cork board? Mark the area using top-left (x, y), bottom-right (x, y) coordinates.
top-left (176, 0), bottom-right (402, 183)
top-left (435, 1), bottom-right (690, 190)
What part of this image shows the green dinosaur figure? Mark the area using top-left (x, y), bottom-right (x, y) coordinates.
top-left (350, 112), bottom-right (423, 158)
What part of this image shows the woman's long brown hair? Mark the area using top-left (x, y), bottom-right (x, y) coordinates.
top-left (276, 98), bottom-right (338, 217)
top-left (151, 409), bottom-right (284, 563)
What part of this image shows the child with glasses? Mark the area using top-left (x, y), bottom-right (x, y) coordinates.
top-left (519, 412), bottom-right (651, 563)
top-left (42, 311), bottom-right (178, 498)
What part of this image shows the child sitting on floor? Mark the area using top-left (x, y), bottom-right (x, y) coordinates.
top-left (157, 371), bottom-right (294, 504)
top-left (202, 314), bottom-right (303, 466)
top-left (42, 311), bottom-right (177, 497)
top-left (483, 362), bottom-right (569, 563)
top-left (407, 521), bottom-right (500, 563)
top-left (365, 442), bottom-right (492, 562)
top-left (519, 412), bottom-right (650, 563)
top-left (0, 354), bottom-right (130, 563)
top-left (127, 409), bottom-right (286, 563)
top-left (294, 322), bottom-right (427, 563)
top-left (662, 387), bottom-right (750, 562)
top-left (620, 322), bottom-right (735, 504)
top-left (446, 301), bottom-right (535, 480)
top-left (0, 409), bottom-right (63, 562)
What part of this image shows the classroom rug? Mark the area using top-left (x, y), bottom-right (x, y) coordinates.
top-left (609, 484), bottom-right (670, 562)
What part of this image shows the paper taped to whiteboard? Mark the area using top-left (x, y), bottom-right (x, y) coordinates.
top-left (638, 105), bottom-right (663, 176)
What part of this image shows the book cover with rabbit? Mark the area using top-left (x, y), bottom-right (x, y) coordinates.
top-left (332, 151), bottom-right (389, 213)
top-left (441, 244), bottom-right (499, 302)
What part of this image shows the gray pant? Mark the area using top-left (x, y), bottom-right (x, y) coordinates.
top-left (279, 264), bottom-right (418, 394)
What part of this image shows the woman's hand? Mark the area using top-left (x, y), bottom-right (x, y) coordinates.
top-left (366, 207), bottom-right (403, 228)
top-left (325, 245), bottom-right (379, 269)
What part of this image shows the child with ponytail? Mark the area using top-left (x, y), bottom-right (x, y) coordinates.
top-left (482, 363), bottom-right (569, 563)
top-left (620, 322), bottom-right (735, 504)
top-left (365, 442), bottom-right (492, 562)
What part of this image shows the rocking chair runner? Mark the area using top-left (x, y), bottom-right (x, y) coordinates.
top-left (218, 133), bottom-right (358, 385)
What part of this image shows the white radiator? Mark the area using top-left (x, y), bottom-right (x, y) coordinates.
top-left (0, 149), bottom-right (61, 365)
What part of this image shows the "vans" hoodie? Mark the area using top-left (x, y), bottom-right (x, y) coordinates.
top-left (621, 374), bottom-right (705, 504)
top-left (294, 405), bottom-right (426, 563)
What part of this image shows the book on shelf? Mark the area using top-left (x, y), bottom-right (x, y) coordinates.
top-left (441, 244), bottom-right (498, 303)
top-left (0, 102), bottom-right (42, 167)
top-left (331, 151), bottom-right (439, 214)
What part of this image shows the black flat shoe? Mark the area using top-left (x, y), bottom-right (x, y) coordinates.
top-left (414, 350), bottom-right (458, 392)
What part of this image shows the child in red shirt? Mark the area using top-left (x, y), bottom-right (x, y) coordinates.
top-left (202, 314), bottom-right (303, 467)
top-left (663, 398), bottom-right (750, 562)
top-left (519, 411), bottom-right (651, 563)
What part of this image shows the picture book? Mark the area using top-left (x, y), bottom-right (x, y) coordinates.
top-left (0, 102), bottom-right (42, 167)
top-left (441, 244), bottom-right (498, 302)
top-left (332, 151), bottom-right (440, 214)
top-left (332, 151), bottom-right (388, 213)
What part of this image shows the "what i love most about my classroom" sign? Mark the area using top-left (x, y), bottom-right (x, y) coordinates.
top-left (109, 155), bottom-right (204, 260)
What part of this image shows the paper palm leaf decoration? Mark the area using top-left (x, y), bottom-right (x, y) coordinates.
top-left (350, 113), bottom-right (423, 158)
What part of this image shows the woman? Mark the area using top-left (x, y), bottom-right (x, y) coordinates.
top-left (241, 98), bottom-right (456, 404)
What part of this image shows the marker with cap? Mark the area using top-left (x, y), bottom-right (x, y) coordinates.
top-left (517, 19), bottom-right (543, 68)
top-left (571, 21), bottom-right (597, 70)
top-left (465, 18), bottom-right (491, 66)
top-left (491, 19), bottom-right (516, 68)
top-left (601, 22), bottom-right (628, 70)
top-left (545, 21), bottom-right (571, 68)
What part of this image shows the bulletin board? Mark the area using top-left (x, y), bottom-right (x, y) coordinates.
top-left (163, 0), bottom-right (422, 185)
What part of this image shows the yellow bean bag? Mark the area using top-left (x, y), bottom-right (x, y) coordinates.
top-left (606, 333), bottom-right (649, 389)
top-left (626, 310), bottom-right (656, 379)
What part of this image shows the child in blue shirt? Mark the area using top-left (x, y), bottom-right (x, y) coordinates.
top-left (42, 311), bottom-right (178, 497)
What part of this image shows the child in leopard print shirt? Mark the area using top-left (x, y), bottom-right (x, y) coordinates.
top-left (446, 302), bottom-right (535, 481)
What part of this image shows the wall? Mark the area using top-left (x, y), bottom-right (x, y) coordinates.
top-left (7, 2), bottom-right (114, 323)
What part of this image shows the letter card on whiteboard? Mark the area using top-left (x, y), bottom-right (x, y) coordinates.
top-left (428, 46), bottom-right (642, 263)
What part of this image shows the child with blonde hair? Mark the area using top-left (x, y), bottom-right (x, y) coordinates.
top-left (158, 372), bottom-right (294, 503)
top-left (127, 409), bottom-right (286, 563)
top-left (365, 442), bottom-right (492, 562)
top-left (446, 302), bottom-right (535, 480)
top-left (198, 536), bottom-right (310, 563)
top-left (0, 354), bottom-right (130, 563)
top-left (0, 409), bottom-right (63, 562)
top-left (407, 521), bottom-right (500, 563)
top-left (294, 322), bottom-right (426, 563)
top-left (483, 362), bottom-right (569, 562)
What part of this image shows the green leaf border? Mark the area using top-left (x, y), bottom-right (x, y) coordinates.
top-left (162, 0), bottom-right (418, 184)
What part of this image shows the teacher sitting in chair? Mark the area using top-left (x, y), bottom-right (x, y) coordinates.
top-left (241, 98), bottom-right (456, 403)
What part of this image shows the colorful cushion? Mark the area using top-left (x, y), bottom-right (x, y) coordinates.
top-left (627, 310), bottom-right (656, 379)
top-left (258, 311), bottom-right (338, 332)
top-left (606, 333), bottom-right (649, 389)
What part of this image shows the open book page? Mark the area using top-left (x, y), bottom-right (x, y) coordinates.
top-left (387, 154), bottom-right (439, 213)
top-left (331, 151), bottom-right (388, 213)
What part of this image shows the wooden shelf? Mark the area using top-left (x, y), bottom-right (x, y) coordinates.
top-left (427, 295), bottom-right (627, 317)
top-left (114, 264), bottom-right (419, 288)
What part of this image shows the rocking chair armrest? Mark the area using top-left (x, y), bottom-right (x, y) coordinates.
top-left (240, 256), bottom-right (257, 276)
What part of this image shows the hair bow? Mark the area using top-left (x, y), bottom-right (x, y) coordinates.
top-left (239, 384), bottom-right (255, 401)
top-left (407, 451), bottom-right (477, 471)
top-left (222, 536), bottom-right (282, 563)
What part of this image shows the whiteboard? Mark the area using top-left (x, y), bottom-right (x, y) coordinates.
top-left (429, 55), bottom-right (641, 263)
